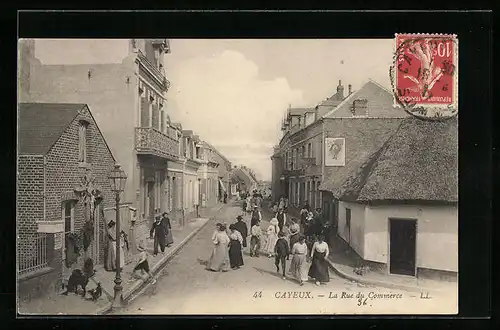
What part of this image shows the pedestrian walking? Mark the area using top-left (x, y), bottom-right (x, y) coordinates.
top-left (150, 215), bottom-right (168, 256)
top-left (308, 235), bottom-right (330, 285)
top-left (223, 192), bottom-right (228, 204)
top-left (274, 231), bottom-right (290, 280)
top-left (275, 209), bottom-right (287, 233)
top-left (250, 205), bottom-right (262, 228)
top-left (233, 215), bottom-right (248, 249)
top-left (288, 223), bottom-right (300, 260)
top-left (290, 235), bottom-right (309, 286)
top-left (263, 218), bottom-right (279, 258)
top-left (249, 220), bottom-right (263, 257)
top-left (161, 212), bottom-right (174, 248)
top-left (207, 223), bottom-right (230, 272)
top-left (228, 224), bottom-right (244, 269)
top-left (130, 241), bottom-right (156, 284)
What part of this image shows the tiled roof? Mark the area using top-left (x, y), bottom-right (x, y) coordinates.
top-left (18, 103), bottom-right (85, 155)
top-left (326, 117), bottom-right (458, 203)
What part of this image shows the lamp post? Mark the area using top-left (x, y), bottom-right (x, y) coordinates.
top-left (108, 164), bottom-right (127, 309)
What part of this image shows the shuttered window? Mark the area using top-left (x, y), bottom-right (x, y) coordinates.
top-left (152, 104), bottom-right (159, 130)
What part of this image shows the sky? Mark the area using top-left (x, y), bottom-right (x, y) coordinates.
top-left (34, 39), bottom-right (394, 181)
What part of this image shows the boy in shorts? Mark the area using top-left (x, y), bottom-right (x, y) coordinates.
top-left (130, 241), bottom-right (156, 284)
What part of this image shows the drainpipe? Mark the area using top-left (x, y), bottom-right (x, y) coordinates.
top-left (43, 155), bottom-right (47, 221)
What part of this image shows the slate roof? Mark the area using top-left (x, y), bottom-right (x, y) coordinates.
top-left (325, 116), bottom-right (458, 203)
top-left (18, 103), bottom-right (86, 155)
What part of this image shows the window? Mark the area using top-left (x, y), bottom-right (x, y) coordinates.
top-left (196, 146), bottom-right (200, 159)
top-left (78, 121), bottom-right (88, 163)
top-left (351, 99), bottom-right (368, 116)
top-left (62, 201), bottom-right (75, 261)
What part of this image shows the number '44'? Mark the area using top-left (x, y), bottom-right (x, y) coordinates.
top-left (253, 291), bottom-right (262, 298)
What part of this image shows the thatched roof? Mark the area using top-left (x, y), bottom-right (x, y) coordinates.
top-left (333, 117), bottom-right (458, 203)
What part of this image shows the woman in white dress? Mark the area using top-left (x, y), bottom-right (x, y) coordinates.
top-left (263, 218), bottom-right (279, 258)
top-left (290, 235), bottom-right (309, 286)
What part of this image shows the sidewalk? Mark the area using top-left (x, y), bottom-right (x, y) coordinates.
top-left (325, 235), bottom-right (458, 294)
top-left (18, 203), bottom-right (225, 315)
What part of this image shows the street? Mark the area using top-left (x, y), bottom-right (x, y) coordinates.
top-left (111, 203), bottom-right (457, 315)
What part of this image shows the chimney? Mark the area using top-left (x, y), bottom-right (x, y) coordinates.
top-left (337, 80), bottom-right (344, 100)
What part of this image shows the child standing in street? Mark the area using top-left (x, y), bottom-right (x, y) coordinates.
top-left (250, 220), bottom-right (262, 257)
top-left (274, 231), bottom-right (290, 280)
top-left (130, 241), bottom-right (156, 284)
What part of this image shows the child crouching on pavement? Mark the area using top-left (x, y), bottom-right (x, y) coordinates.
top-left (130, 241), bottom-right (156, 284)
top-left (274, 231), bottom-right (290, 280)
top-left (250, 220), bottom-right (262, 257)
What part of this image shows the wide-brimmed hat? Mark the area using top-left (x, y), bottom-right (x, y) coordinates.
top-left (270, 218), bottom-right (279, 225)
top-left (107, 219), bottom-right (116, 226)
top-left (236, 215), bottom-right (243, 221)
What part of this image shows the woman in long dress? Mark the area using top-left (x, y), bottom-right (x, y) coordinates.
top-left (207, 223), bottom-right (231, 272)
top-left (290, 235), bottom-right (309, 286)
top-left (228, 224), bottom-right (244, 269)
top-left (105, 219), bottom-right (125, 271)
top-left (161, 212), bottom-right (174, 247)
top-left (288, 224), bottom-right (300, 259)
top-left (263, 218), bottom-right (279, 258)
top-left (308, 235), bottom-right (330, 285)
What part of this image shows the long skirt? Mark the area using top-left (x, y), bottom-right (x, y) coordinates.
top-left (207, 243), bottom-right (230, 271)
top-left (308, 251), bottom-right (330, 282)
top-left (263, 233), bottom-right (278, 255)
top-left (290, 254), bottom-right (308, 282)
top-left (105, 241), bottom-right (125, 271)
top-left (165, 230), bottom-right (174, 246)
top-left (228, 240), bottom-right (244, 268)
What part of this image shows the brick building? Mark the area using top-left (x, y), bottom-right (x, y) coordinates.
top-left (17, 103), bottom-right (116, 300)
top-left (271, 79), bottom-right (409, 227)
top-left (19, 39), bottom-right (180, 243)
top-left (204, 142), bottom-right (232, 201)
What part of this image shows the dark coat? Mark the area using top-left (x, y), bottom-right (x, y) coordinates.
top-left (274, 238), bottom-right (290, 257)
top-left (233, 220), bottom-right (248, 247)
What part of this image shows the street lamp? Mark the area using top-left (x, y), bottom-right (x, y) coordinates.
top-left (108, 163), bottom-right (127, 309)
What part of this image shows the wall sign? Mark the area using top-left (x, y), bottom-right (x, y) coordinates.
top-left (325, 138), bottom-right (346, 167)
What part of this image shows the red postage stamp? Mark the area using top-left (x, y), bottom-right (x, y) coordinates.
top-left (391, 33), bottom-right (458, 118)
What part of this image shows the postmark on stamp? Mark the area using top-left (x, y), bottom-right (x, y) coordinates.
top-left (390, 33), bottom-right (458, 120)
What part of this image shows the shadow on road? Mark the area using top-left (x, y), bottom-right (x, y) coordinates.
top-left (253, 266), bottom-right (284, 280)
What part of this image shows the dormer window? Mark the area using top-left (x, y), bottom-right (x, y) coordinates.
top-left (78, 120), bottom-right (89, 163)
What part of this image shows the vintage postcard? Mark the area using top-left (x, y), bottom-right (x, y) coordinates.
top-left (17, 38), bottom-right (458, 315)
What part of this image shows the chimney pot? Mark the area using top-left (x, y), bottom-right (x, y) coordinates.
top-left (348, 84), bottom-right (352, 95)
top-left (338, 80), bottom-right (341, 86)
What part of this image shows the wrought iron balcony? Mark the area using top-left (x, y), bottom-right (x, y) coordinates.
top-left (135, 127), bottom-right (179, 160)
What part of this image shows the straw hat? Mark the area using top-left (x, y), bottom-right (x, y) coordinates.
top-left (270, 218), bottom-right (279, 226)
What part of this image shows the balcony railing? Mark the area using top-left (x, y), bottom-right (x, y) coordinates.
top-left (283, 168), bottom-right (305, 176)
top-left (137, 50), bottom-right (170, 91)
top-left (135, 127), bottom-right (179, 160)
top-left (18, 233), bottom-right (48, 275)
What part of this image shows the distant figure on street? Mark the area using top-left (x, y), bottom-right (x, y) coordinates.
top-left (233, 215), bottom-right (248, 249)
top-left (290, 235), bottom-right (309, 286)
top-left (288, 223), bottom-right (300, 259)
top-left (274, 231), bottom-right (290, 280)
top-left (263, 218), bottom-right (279, 258)
top-left (130, 241), bottom-right (156, 284)
top-left (150, 215), bottom-right (168, 256)
top-left (245, 196), bottom-right (252, 214)
top-left (207, 223), bottom-right (230, 272)
top-left (161, 212), bottom-right (174, 247)
top-left (228, 224), bottom-right (244, 269)
top-left (308, 235), bottom-right (330, 285)
top-left (278, 197), bottom-right (285, 212)
top-left (250, 220), bottom-right (263, 257)
top-left (223, 192), bottom-right (228, 203)
top-left (275, 209), bottom-right (287, 233)
top-left (250, 205), bottom-right (262, 228)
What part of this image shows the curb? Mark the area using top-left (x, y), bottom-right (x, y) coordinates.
top-left (95, 204), bottom-right (223, 315)
top-left (325, 259), bottom-right (443, 294)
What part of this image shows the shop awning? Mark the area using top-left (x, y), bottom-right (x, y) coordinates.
top-left (219, 179), bottom-right (227, 192)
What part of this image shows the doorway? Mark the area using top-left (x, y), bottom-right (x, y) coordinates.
top-left (147, 181), bottom-right (155, 221)
top-left (389, 218), bottom-right (417, 276)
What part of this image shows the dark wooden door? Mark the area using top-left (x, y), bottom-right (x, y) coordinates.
top-left (389, 218), bottom-right (417, 276)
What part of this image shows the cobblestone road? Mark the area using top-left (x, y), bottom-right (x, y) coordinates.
top-left (111, 203), bottom-right (457, 315)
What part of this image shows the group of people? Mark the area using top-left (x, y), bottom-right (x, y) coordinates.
top-left (206, 197), bottom-right (331, 286)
